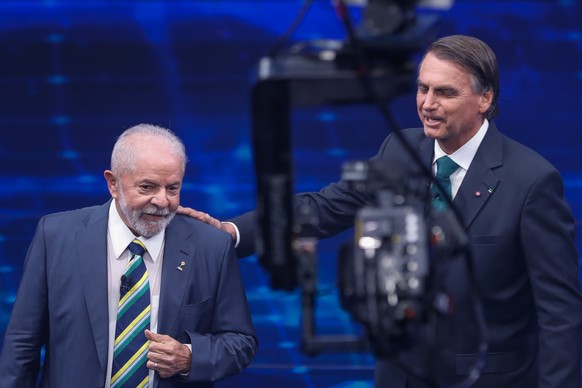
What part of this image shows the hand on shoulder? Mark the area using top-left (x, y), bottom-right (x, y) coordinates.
top-left (177, 206), bottom-right (237, 241)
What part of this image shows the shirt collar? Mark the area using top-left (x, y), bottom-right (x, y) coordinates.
top-left (433, 118), bottom-right (489, 170)
top-left (108, 199), bottom-right (164, 262)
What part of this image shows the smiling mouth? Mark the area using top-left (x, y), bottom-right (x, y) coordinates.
top-left (142, 213), bottom-right (168, 220)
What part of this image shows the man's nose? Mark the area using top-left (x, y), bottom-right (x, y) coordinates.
top-left (150, 189), bottom-right (169, 208)
top-left (422, 91), bottom-right (438, 110)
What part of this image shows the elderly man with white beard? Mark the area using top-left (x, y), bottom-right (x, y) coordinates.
top-left (0, 123), bottom-right (257, 388)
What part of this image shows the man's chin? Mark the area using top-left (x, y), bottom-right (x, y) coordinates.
top-left (136, 214), bottom-right (175, 237)
top-left (423, 126), bottom-right (442, 139)
top-left (137, 225), bottom-right (165, 238)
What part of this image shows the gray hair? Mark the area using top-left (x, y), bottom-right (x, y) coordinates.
top-left (422, 35), bottom-right (499, 120)
top-left (110, 123), bottom-right (187, 176)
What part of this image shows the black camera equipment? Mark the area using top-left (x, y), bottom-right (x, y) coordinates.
top-left (338, 158), bottom-right (476, 360)
top-left (338, 159), bottom-right (431, 354)
top-left (252, 0), bottom-right (445, 291)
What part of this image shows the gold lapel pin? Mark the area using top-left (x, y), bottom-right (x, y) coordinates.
top-left (177, 261), bottom-right (186, 271)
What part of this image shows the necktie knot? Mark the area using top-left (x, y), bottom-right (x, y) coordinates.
top-left (128, 239), bottom-right (146, 257)
top-left (435, 155), bottom-right (460, 178)
top-left (431, 156), bottom-right (460, 211)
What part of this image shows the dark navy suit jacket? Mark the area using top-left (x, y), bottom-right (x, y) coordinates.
top-left (0, 201), bottom-right (257, 387)
top-left (232, 123), bottom-right (582, 387)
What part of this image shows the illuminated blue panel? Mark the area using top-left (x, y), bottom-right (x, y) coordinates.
top-left (0, 1), bottom-right (581, 386)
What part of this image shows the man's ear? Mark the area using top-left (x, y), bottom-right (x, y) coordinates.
top-left (479, 90), bottom-right (493, 114)
top-left (104, 170), bottom-right (119, 199)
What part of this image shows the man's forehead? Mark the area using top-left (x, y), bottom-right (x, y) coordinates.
top-left (418, 57), bottom-right (470, 85)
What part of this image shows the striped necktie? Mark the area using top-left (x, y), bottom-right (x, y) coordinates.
top-left (111, 239), bottom-right (151, 388)
top-left (431, 155), bottom-right (460, 211)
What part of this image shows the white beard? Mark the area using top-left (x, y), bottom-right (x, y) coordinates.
top-left (117, 188), bottom-right (175, 238)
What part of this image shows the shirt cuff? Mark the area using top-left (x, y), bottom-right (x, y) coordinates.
top-left (221, 221), bottom-right (240, 248)
top-left (179, 344), bottom-right (192, 377)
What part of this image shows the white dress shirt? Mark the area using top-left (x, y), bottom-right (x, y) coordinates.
top-left (432, 119), bottom-right (489, 199)
top-left (105, 199), bottom-right (165, 387)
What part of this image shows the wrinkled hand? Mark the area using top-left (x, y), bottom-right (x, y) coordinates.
top-left (177, 206), bottom-right (236, 241)
top-left (145, 330), bottom-right (191, 378)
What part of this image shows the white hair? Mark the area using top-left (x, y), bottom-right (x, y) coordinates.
top-left (110, 123), bottom-right (187, 176)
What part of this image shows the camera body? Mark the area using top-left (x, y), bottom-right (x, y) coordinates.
top-left (339, 160), bottom-right (431, 353)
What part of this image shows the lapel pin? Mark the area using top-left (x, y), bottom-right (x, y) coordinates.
top-left (475, 191), bottom-right (481, 197)
top-left (177, 261), bottom-right (186, 271)
top-left (488, 188), bottom-right (494, 194)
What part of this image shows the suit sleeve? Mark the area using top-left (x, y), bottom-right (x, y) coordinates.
top-left (521, 168), bottom-right (582, 386)
top-left (0, 217), bottom-right (49, 388)
top-left (182, 238), bottom-right (257, 383)
top-left (229, 134), bottom-right (396, 259)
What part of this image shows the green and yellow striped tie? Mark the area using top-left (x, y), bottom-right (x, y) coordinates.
top-left (111, 239), bottom-right (151, 388)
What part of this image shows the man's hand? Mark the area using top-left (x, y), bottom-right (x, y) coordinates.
top-left (177, 206), bottom-right (237, 242)
top-left (145, 330), bottom-right (191, 378)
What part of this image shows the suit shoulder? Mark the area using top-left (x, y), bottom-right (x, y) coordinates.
top-left (401, 127), bottom-right (426, 140)
top-left (172, 215), bottom-right (233, 245)
top-left (383, 127), bottom-right (425, 144)
top-left (377, 127), bottom-right (425, 157)
top-left (501, 134), bottom-right (558, 174)
top-left (29, 203), bottom-right (108, 244)
top-left (40, 203), bottom-right (107, 226)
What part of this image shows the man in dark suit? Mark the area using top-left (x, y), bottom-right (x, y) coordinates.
top-left (181, 35), bottom-right (582, 387)
top-left (0, 124), bottom-right (257, 387)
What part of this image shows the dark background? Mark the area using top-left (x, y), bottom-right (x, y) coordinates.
top-left (0, 1), bottom-right (581, 387)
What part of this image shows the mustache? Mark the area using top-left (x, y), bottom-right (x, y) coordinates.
top-left (141, 205), bottom-right (171, 216)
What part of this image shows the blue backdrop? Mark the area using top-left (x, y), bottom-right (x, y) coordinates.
top-left (1, 1), bottom-right (581, 387)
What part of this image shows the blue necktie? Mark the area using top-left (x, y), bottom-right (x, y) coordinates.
top-left (111, 239), bottom-right (151, 388)
top-left (431, 155), bottom-right (460, 211)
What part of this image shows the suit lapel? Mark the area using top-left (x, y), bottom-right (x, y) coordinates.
top-left (419, 136), bottom-right (434, 170)
top-left (76, 202), bottom-right (110, 373)
top-left (419, 135), bottom-right (435, 197)
top-left (453, 123), bottom-right (503, 228)
top-left (158, 217), bottom-right (195, 336)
